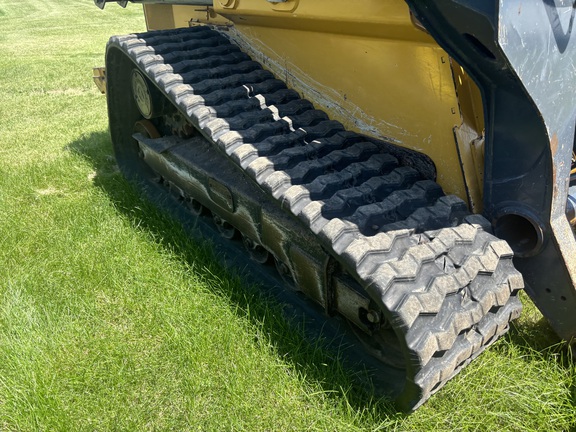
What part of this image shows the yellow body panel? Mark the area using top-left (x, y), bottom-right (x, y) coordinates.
top-left (144, 4), bottom-right (230, 29)
top-left (143, 1), bottom-right (486, 208)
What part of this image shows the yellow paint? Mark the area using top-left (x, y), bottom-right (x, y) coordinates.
top-left (451, 62), bottom-right (486, 212)
top-left (143, 4), bottom-right (175, 30)
top-left (92, 66), bottom-right (106, 94)
top-left (143, 0), bottom-right (489, 209)
top-left (143, 4), bottom-right (230, 29)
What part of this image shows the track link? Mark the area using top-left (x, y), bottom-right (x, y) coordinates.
top-left (105, 26), bottom-right (523, 410)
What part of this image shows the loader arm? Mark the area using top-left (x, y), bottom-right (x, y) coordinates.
top-left (406, 0), bottom-right (576, 341)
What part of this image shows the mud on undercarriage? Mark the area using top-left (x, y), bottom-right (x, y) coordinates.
top-left (104, 26), bottom-right (523, 410)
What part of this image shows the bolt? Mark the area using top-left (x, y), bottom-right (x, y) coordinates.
top-left (366, 310), bottom-right (380, 324)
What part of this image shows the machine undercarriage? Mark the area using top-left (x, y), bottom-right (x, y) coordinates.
top-left (105, 26), bottom-right (523, 409)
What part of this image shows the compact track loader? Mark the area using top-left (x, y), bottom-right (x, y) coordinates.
top-left (94, 0), bottom-right (576, 410)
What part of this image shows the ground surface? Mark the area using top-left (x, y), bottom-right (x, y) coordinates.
top-left (0, 1), bottom-right (575, 430)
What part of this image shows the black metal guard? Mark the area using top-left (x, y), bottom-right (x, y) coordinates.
top-left (405, 0), bottom-right (576, 340)
top-left (94, 0), bottom-right (212, 9)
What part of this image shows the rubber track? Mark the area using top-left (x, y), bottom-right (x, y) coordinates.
top-left (108, 26), bottom-right (523, 409)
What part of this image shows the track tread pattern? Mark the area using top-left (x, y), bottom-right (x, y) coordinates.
top-left (108, 26), bottom-right (523, 410)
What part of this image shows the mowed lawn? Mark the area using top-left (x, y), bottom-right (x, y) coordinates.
top-left (0, 0), bottom-right (575, 430)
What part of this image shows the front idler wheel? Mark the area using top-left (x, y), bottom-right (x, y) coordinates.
top-left (131, 69), bottom-right (168, 119)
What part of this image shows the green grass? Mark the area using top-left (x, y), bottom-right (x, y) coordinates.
top-left (0, 1), bottom-right (575, 430)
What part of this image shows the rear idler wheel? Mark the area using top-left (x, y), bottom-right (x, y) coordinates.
top-left (131, 69), bottom-right (169, 120)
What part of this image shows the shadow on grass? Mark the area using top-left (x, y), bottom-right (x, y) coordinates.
top-left (509, 314), bottom-right (560, 350)
top-left (68, 130), bottom-right (406, 421)
top-left (507, 309), bottom-right (575, 369)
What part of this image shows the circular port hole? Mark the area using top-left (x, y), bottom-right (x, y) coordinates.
top-left (494, 213), bottom-right (543, 257)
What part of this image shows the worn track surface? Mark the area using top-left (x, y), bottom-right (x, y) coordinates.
top-left (106, 26), bottom-right (523, 410)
